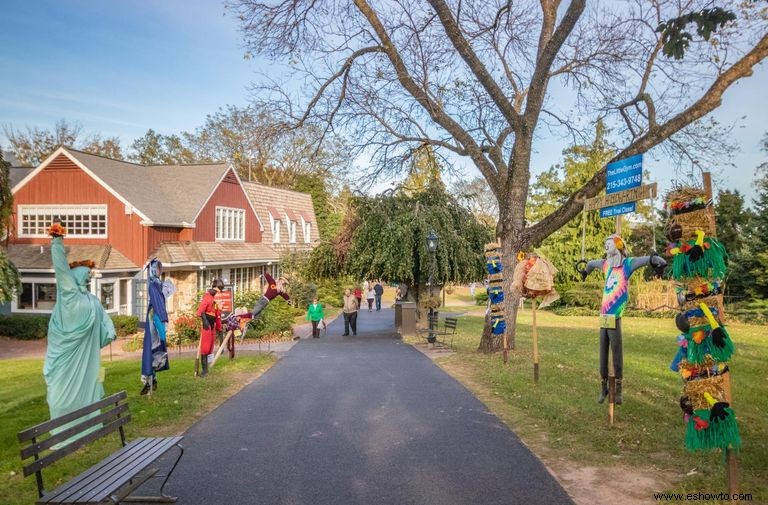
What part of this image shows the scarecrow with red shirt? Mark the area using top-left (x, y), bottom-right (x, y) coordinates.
top-left (251, 271), bottom-right (290, 318)
top-left (196, 279), bottom-right (223, 377)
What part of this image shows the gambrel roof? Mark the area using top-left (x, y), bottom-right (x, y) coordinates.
top-left (12, 147), bottom-right (232, 227)
top-left (242, 181), bottom-right (321, 246)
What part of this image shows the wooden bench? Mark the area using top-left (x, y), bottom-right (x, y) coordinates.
top-left (418, 316), bottom-right (458, 350)
top-left (18, 391), bottom-right (184, 504)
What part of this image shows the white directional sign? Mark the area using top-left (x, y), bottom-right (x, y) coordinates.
top-left (584, 183), bottom-right (657, 213)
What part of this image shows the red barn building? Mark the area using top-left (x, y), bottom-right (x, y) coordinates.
top-left (4, 147), bottom-right (319, 319)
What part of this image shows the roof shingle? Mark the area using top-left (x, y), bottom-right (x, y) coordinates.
top-left (152, 241), bottom-right (280, 267)
top-left (65, 149), bottom-right (230, 226)
top-left (242, 182), bottom-right (320, 248)
top-left (5, 243), bottom-right (139, 271)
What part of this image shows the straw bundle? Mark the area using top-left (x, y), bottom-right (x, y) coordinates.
top-left (683, 293), bottom-right (723, 312)
top-left (685, 374), bottom-right (726, 410)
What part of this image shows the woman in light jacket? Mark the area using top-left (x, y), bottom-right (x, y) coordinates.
top-left (342, 288), bottom-right (359, 336)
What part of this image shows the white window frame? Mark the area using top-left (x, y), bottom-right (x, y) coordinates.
top-left (215, 206), bottom-right (245, 241)
top-left (301, 218), bottom-right (311, 244)
top-left (98, 279), bottom-right (118, 313)
top-left (285, 215), bottom-right (297, 244)
top-left (18, 204), bottom-right (108, 238)
top-left (14, 278), bottom-right (57, 313)
top-left (269, 213), bottom-right (281, 243)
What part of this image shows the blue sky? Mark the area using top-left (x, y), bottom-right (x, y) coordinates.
top-left (1, 0), bottom-right (766, 204)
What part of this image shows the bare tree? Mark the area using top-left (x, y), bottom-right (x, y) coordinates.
top-left (183, 104), bottom-right (350, 188)
top-left (228, 0), bottom-right (768, 350)
top-left (4, 119), bottom-right (124, 165)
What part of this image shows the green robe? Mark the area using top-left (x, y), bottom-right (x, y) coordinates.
top-left (43, 237), bottom-right (116, 423)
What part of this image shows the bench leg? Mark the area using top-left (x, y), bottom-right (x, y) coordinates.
top-left (120, 444), bottom-right (184, 503)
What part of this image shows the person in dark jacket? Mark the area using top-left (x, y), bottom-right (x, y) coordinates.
top-left (373, 281), bottom-right (384, 311)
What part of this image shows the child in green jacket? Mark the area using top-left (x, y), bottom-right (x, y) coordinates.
top-left (306, 297), bottom-right (325, 338)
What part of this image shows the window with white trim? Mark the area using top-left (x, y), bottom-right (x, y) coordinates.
top-left (215, 207), bottom-right (245, 241)
top-left (100, 281), bottom-right (115, 311)
top-left (17, 280), bottom-right (57, 311)
top-left (230, 267), bottom-right (257, 292)
top-left (302, 219), bottom-right (311, 243)
top-left (19, 205), bottom-right (107, 238)
top-left (286, 215), bottom-right (296, 244)
top-left (270, 214), bottom-right (281, 243)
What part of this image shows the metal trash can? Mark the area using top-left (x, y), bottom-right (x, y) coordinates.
top-left (394, 301), bottom-right (402, 333)
top-left (400, 302), bottom-right (417, 338)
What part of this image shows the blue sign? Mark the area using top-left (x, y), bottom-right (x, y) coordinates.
top-left (600, 154), bottom-right (643, 218)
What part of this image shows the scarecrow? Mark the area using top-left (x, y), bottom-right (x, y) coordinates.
top-left (579, 234), bottom-right (666, 404)
top-left (251, 271), bottom-right (290, 319)
top-left (140, 258), bottom-right (172, 395)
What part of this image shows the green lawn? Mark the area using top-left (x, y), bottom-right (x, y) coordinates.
top-left (426, 311), bottom-right (767, 503)
top-left (0, 354), bottom-right (275, 505)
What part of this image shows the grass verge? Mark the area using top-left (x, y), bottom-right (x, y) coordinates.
top-left (413, 311), bottom-right (767, 504)
top-left (0, 354), bottom-right (275, 505)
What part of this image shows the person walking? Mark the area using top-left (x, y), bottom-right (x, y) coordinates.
top-left (373, 280), bottom-right (384, 311)
top-left (354, 286), bottom-right (363, 310)
top-left (366, 286), bottom-right (375, 312)
top-left (306, 297), bottom-right (325, 338)
top-left (342, 288), bottom-right (359, 336)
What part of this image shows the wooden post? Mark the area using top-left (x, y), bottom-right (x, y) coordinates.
top-left (211, 330), bottom-right (233, 367)
top-left (532, 299), bottom-right (539, 383)
top-left (606, 215), bottom-right (623, 425)
top-left (703, 172), bottom-right (739, 495)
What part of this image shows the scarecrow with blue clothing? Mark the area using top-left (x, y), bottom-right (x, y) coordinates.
top-left (141, 258), bottom-right (172, 395)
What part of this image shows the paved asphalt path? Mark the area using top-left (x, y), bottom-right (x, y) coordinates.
top-left (163, 306), bottom-right (574, 505)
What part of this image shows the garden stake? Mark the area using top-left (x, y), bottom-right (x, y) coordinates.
top-left (532, 298), bottom-right (539, 383)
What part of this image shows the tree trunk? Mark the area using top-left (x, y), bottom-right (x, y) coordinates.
top-left (476, 224), bottom-right (526, 353)
top-left (476, 312), bottom-right (502, 353)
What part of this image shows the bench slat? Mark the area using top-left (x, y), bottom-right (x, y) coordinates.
top-left (20, 403), bottom-right (130, 461)
top-left (78, 437), bottom-right (182, 503)
top-left (18, 392), bottom-right (127, 443)
top-left (23, 415), bottom-right (131, 478)
top-left (58, 437), bottom-right (183, 504)
top-left (40, 437), bottom-right (182, 504)
top-left (39, 438), bottom-right (155, 504)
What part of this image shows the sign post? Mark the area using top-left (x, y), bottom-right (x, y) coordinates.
top-left (213, 286), bottom-right (234, 317)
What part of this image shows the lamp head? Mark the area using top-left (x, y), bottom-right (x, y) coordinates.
top-left (426, 230), bottom-right (439, 253)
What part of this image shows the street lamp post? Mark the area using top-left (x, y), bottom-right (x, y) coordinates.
top-left (426, 230), bottom-right (439, 345)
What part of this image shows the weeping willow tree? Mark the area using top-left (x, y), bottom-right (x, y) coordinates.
top-left (0, 151), bottom-right (21, 303)
top-left (309, 180), bottom-right (491, 324)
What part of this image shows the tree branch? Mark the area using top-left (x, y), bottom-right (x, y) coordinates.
top-left (296, 45), bottom-right (383, 128)
top-left (353, 0), bottom-right (501, 190)
top-left (426, 0), bottom-right (523, 130)
top-left (524, 0), bottom-right (586, 126)
top-left (527, 32), bottom-right (768, 246)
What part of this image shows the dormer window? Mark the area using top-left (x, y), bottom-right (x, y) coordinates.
top-left (284, 209), bottom-right (298, 244)
top-left (267, 207), bottom-right (281, 243)
top-left (300, 211), bottom-right (312, 244)
top-left (215, 207), bottom-right (245, 241)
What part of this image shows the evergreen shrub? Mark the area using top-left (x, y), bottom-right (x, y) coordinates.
top-left (111, 315), bottom-right (138, 337)
top-left (0, 314), bottom-right (49, 340)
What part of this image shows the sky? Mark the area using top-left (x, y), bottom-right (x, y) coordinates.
top-left (1, 0), bottom-right (766, 205)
